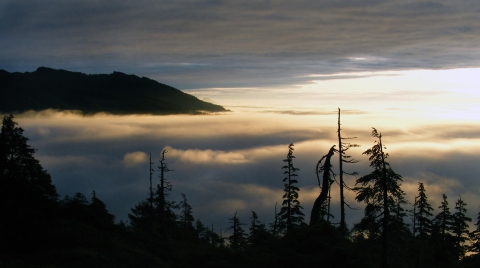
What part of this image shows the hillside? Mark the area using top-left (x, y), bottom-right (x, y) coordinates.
top-left (0, 67), bottom-right (227, 115)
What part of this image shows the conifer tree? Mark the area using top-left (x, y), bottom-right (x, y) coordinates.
top-left (453, 196), bottom-right (471, 258)
top-left (89, 190), bottom-right (115, 228)
top-left (414, 182), bottom-right (434, 239)
top-left (248, 211), bottom-right (268, 247)
top-left (269, 202), bottom-right (279, 236)
top-left (128, 199), bottom-right (154, 230)
top-left (228, 212), bottom-right (247, 249)
top-left (430, 193), bottom-right (458, 264)
top-left (205, 223), bottom-right (224, 247)
top-left (0, 114), bottom-right (58, 200)
top-left (353, 128), bottom-right (405, 268)
top-left (469, 210), bottom-right (480, 253)
top-left (278, 143), bottom-right (304, 234)
top-left (0, 114), bottom-right (59, 253)
top-left (249, 211), bottom-right (261, 236)
top-left (61, 192), bottom-right (90, 223)
top-left (178, 193), bottom-right (194, 234)
top-left (128, 149), bottom-right (176, 234)
top-left (433, 194), bottom-right (455, 239)
top-left (196, 219), bottom-right (207, 241)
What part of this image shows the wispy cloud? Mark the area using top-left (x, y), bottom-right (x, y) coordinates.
top-left (166, 146), bottom-right (250, 165)
top-left (123, 151), bottom-right (148, 167)
top-left (2, 1), bottom-right (480, 88)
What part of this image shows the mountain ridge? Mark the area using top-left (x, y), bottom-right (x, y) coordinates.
top-left (0, 67), bottom-right (227, 115)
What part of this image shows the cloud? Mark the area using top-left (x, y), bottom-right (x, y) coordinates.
top-left (1, 1), bottom-right (480, 88)
top-left (123, 151), bottom-right (148, 167)
top-left (9, 109), bottom-right (480, 232)
top-left (36, 155), bottom-right (95, 167)
top-left (166, 146), bottom-right (249, 165)
top-left (261, 109), bottom-right (368, 116)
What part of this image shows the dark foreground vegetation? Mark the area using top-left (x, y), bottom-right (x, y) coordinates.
top-left (2, 112), bottom-right (480, 268)
top-left (0, 67), bottom-right (227, 115)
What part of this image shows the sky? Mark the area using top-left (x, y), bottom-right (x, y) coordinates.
top-left (2, 0), bottom-right (480, 233)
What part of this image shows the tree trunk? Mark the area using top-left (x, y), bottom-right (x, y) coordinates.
top-left (309, 146), bottom-right (335, 226)
top-left (338, 108), bottom-right (346, 235)
top-left (380, 135), bottom-right (388, 268)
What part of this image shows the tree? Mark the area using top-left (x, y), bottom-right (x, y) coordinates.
top-left (453, 196), bottom-right (471, 258)
top-left (128, 149), bottom-right (176, 234)
top-left (337, 108), bottom-right (359, 235)
top-left (278, 143), bottom-right (304, 234)
top-left (309, 145), bottom-right (335, 226)
top-left (196, 219), bottom-right (207, 242)
top-left (61, 192), bottom-right (90, 223)
top-left (430, 193), bottom-right (458, 264)
top-left (178, 193), bottom-right (194, 234)
top-left (0, 114), bottom-right (59, 253)
top-left (128, 199), bottom-right (154, 230)
top-left (0, 114), bottom-right (58, 199)
top-left (414, 182), bottom-right (434, 239)
top-left (433, 194), bottom-right (455, 239)
top-left (318, 196), bottom-right (334, 222)
top-left (149, 152), bottom-right (154, 210)
top-left (89, 191), bottom-right (115, 229)
top-left (248, 211), bottom-right (269, 247)
top-left (469, 210), bottom-right (480, 253)
top-left (157, 149), bottom-right (173, 219)
top-left (269, 202), bottom-right (279, 236)
top-left (228, 212), bottom-right (247, 249)
top-left (353, 128), bottom-right (405, 268)
top-left (249, 211), bottom-right (261, 236)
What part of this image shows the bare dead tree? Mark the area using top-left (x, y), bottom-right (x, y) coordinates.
top-left (337, 108), bottom-right (359, 235)
top-left (309, 145), bottom-right (336, 226)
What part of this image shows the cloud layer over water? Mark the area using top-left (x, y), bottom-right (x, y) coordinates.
top-left (10, 109), bottom-right (480, 232)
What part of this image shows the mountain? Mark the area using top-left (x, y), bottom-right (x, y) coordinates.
top-left (0, 67), bottom-right (227, 115)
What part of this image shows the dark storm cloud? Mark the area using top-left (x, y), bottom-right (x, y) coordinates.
top-left (2, 0), bottom-right (480, 88)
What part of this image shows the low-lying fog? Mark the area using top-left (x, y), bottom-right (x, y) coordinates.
top-left (10, 68), bottom-right (480, 233)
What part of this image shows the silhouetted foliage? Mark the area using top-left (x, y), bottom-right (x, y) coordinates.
top-left (453, 196), bottom-right (472, 258)
top-left (278, 143), bottom-right (304, 235)
top-left (128, 150), bottom-right (177, 236)
top-left (0, 114), bottom-right (59, 254)
top-left (470, 210), bottom-right (480, 253)
top-left (353, 128), bottom-right (405, 268)
top-left (0, 115), bottom-right (167, 268)
top-left (414, 182), bottom-right (434, 239)
top-left (429, 193), bottom-right (459, 265)
top-left (269, 202), bottom-right (279, 236)
top-left (433, 194), bottom-right (455, 239)
top-left (248, 211), bottom-right (270, 247)
top-left (178, 193), bottom-right (195, 234)
top-left (228, 212), bottom-right (247, 250)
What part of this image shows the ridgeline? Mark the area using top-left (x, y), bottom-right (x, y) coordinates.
top-left (0, 67), bottom-right (227, 115)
